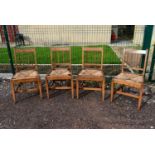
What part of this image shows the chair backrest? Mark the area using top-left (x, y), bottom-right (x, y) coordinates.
top-left (82, 47), bottom-right (103, 70)
top-left (122, 48), bottom-right (148, 76)
top-left (50, 47), bottom-right (71, 70)
top-left (14, 48), bottom-right (37, 72)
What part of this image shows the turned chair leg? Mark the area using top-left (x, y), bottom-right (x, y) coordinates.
top-left (10, 80), bottom-right (16, 103)
top-left (111, 81), bottom-right (114, 102)
top-left (45, 78), bottom-right (50, 99)
top-left (76, 80), bottom-right (79, 99)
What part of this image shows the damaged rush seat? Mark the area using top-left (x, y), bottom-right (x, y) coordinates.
top-left (111, 48), bottom-right (148, 111)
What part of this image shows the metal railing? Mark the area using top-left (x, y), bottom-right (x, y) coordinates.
top-left (1, 25), bottom-right (149, 81)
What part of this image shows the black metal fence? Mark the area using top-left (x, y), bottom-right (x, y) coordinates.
top-left (1, 25), bottom-right (151, 81)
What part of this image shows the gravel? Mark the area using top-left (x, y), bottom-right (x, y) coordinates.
top-left (0, 79), bottom-right (155, 129)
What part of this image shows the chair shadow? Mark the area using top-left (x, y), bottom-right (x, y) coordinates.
top-left (15, 93), bottom-right (38, 104)
top-left (49, 90), bottom-right (68, 98)
top-left (141, 94), bottom-right (152, 109)
top-left (79, 90), bottom-right (91, 98)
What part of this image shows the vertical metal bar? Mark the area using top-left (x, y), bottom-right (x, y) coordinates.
top-left (141, 25), bottom-right (153, 67)
top-left (148, 44), bottom-right (155, 81)
top-left (3, 25), bottom-right (15, 74)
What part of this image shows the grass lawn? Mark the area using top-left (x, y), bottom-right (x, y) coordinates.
top-left (0, 45), bottom-right (121, 64)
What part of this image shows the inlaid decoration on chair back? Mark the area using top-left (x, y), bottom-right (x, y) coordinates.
top-left (50, 47), bottom-right (71, 70)
top-left (14, 48), bottom-right (37, 72)
top-left (122, 48), bottom-right (148, 75)
top-left (82, 47), bottom-right (103, 70)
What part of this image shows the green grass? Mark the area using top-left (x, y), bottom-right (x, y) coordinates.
top-left (0, 45), bottom-right (121, 64)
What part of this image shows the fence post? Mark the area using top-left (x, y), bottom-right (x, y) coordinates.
top-left (148, 44), bottom-right (155, 81)
top-left (2, 25), bottom-right (15, 75)
top-left (141, 25), bottom-right (153, 67)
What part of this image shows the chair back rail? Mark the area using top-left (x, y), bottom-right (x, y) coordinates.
top-left (82, 47), bottom-right (103, 70)
top-left (50, 47), bottom-right (71, 70)
top-left (122, 48), bottom-right (148, 76)
top-left (14, 48), bottom-right (37, 72)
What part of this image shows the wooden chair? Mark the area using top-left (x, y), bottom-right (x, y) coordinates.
top-left (111, 48), bottom-right (148, 111)
top-left (10, 48), bottom-right (42, 103)
top-left (45, 47), bottom-right (74, 99)
top-left (76, 47), bottom-right (105, 101)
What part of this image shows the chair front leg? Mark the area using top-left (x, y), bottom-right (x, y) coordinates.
top-left (10, 80), bottom-right (16, 103)
top-left (138, 86), bottom-right (144, 111)
top-left (110, 81), bottom-right (114, 102)
top-left (38, 78), bottom-right (43, 99)
top-left (76, 79), bottom-right (79, 99)
top-left (71, 79), bottom-right (74, 99)
top-left (101, 80), bottom-right (105, 102)
top-left (45, 77), bottom-right (50, 99)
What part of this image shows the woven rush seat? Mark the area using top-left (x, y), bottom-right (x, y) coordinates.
top-left (114, 72), bottom-right (143, 83)
top-left (76, 47), bottom-right (105, 101)
top-left (13, 70), bottom-right (39, 79)
top-left (78, 69), bottom-right (103, 78)
top-left (11, 48), bottom-right (42, 103)
top-left (49, 68), bottom-right (71, 77)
